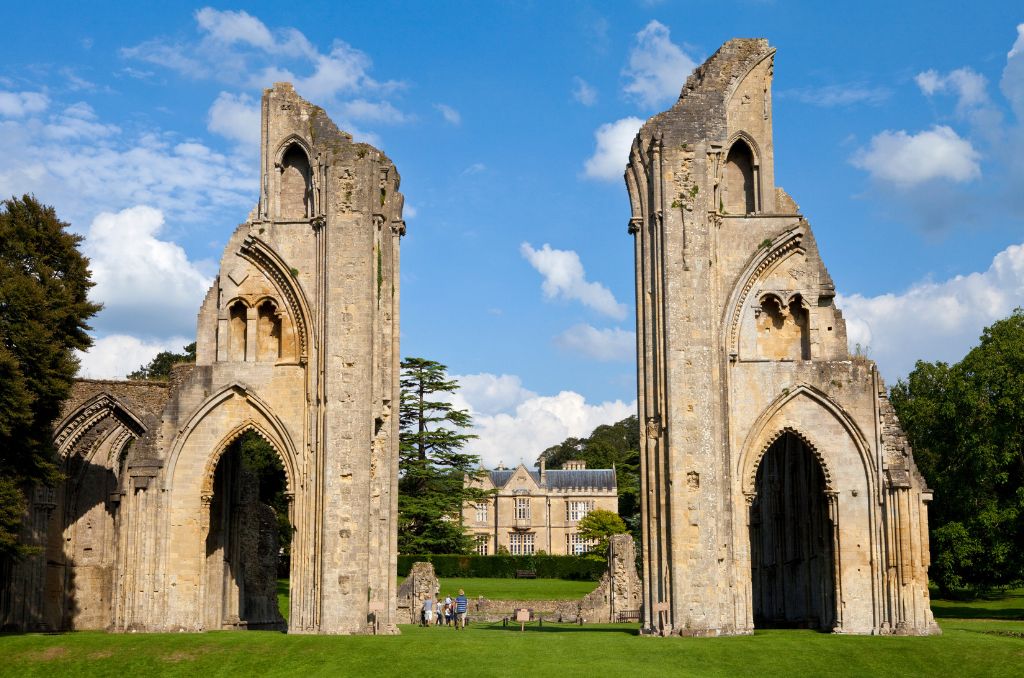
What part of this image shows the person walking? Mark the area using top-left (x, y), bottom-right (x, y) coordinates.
top-left (444, 595), bottom-right (453, 626)
top-left (421, 596), bottom-right (434, 627)
top-left (454, 589), bottom-right (469, 630)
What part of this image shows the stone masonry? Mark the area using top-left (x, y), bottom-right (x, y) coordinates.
top-left (1, 83), bottom-right (405, 634)
top-left (626, 39), bottom-right (938, 636)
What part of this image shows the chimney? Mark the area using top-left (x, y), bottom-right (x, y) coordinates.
top-left (540, 458), bottom-right (547, 486)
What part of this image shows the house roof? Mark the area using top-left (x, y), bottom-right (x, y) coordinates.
top-left (488, 466), bottom-right (616, 491)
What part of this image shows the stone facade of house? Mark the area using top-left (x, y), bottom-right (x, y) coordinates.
top-left (626, 39), bottom-right (938, 636)
top-left (463, 461), bottom-right (619, 556)
top-left (1, 83), bottom-right (404, 635)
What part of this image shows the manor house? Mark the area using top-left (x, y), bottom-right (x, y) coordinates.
top-left (463, 461), bottom-right (619, 556)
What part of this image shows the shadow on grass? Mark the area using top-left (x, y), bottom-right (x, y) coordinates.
top-left (932, 606), bottom-right (1024, 620)
top-left (474, 622), bottom-right (639, 634)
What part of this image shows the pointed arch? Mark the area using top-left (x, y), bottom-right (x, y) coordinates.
top-left (723, 136), bottom-right (757, 214)
top-left (238, 235), bottom-right (313, 363)
top-left (737, 383), bottom-right (874, 497)
top-left (200, 419), bottom-right (294, 497)
top-left (162, 382), bottom-right (299, 495)
top-left (721, 227), bottom-right (805, 356)
top-left (54, 393), bottom-right (147, 458)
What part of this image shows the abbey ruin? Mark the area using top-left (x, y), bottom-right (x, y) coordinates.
top-left (627, 39), bottom-right (937, 635)
top-left (1, 83), bottom-right (405, 634)
top-left (1, 39), bottom-right (938, 638)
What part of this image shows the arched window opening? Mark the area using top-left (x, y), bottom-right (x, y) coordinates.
top-left (749, 432), bottom-right (835, 630)
top-left (228, 301), bottom-right (248, 362)
top-left (279, 144), bottom-right (311, 220)
top-left (756, 294), bottom-right (810, 360)
top-left (724, 139), bottom-right (756, 214)
top-left (256, 300), bottom-right (282, 362)
top-left (205, 430), bottom-right (290, 631)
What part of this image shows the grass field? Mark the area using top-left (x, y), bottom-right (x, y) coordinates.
top-left (395, 576), bottom-right (600, 600)
top-left (2, 588), bottom-right (1021, 677)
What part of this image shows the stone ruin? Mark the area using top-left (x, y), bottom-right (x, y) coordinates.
top-left (626, 38), bottom-right (938, 636)
top-left (1, 83), bottom-right (405, 634)
top-left (396, 534), bottom-right (643, 625)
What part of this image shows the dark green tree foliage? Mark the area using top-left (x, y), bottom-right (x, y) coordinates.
top-left (236, 431), bottom-right (291, 562)
top-left (538, 415), bottom-right (641, 543)
top-left (127, 342), bottom-right (196, 381)
top-left (0, 195), bottom-right (100, 559)
top-left (398, 357), bottom-right (486, 554)
top-left (891, 309), bottom-right (1024, 593)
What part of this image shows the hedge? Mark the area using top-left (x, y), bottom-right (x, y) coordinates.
top-left (397, 554), bottom-right (606, 581)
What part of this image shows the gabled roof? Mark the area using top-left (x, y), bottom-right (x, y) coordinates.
top-left (488, 465), bottom-right (616, 491)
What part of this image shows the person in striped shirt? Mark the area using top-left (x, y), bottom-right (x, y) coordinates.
top-left (454, 589), bottom-right (469, 629)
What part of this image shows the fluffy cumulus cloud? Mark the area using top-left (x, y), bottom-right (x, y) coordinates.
top-left (916, 67), bottom-right (989, 113)
top-left (450, 372), bottom-right (635, 468)
top-left (582, 116), bottom-right (643, 181)
top-left (83, 205), bottom-right (214, 338)
top-left (622, 20), bottom-right (696, 109)
top-left (77, 334), bottom-right (194, 380)
top-left (0, 100), bottom-right (254, 228)
top-left (207, 91), bottom-right (260, 146)
top-left (839, 240), bottom-right (1024, 381)
top-left (555, 324), bottom-right (634, 361)
top-left (851, 125), bottom-right (981, 187)
top-left (520, 242), bottom-right (626, 319)
top-left (0, 90), bottom-right (48, 117)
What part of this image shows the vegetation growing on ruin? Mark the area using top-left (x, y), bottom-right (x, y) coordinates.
top-left (127, 343), bottom-right (196, 381)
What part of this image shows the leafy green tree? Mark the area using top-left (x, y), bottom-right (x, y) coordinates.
top-left (236, 431), bottom-right (291, 564)
top-left (398, 357), bottom-right (487, 554)
top-left (0, 195), bottom-right (100, 560)
top-left (538, 415), bottom-right (641, 545)
top-left (577, 508), bottom-right (628, 557)
top-left (891, 309), bottom-right (1024, 594)
top-left (127, 342), bottom-right (196, 380)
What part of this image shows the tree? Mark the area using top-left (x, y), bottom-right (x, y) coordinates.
top-left (538, 415), bottom-right (641, 546)
top-left (0, 195), bottom-right (100, 560)
top-left (127, 342), bottom-right (196, 380)
top-left (577, 508), bottom-right (628, 558)
top-left (891, 309), bottom-right (1024, 593)
top-left (398, 357), bottom-right (487, 554)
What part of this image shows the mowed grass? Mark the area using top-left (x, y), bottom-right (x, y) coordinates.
top-left (931, 587), bottom-right (1024, 620)
top-left (396, 576), bottom-right (599, 600)
top-left (3, 589), bottom-right (1022, 677)
top-left (2, 618), bottom-right (1023, 678)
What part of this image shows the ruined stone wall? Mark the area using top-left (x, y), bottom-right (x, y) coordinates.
top-left (628, 39), bottom-right (937, 636)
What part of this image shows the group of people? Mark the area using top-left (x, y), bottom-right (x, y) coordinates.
top-left (421, 589), bottom-right (469, 629)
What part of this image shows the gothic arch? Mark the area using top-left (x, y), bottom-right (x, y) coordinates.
top-left (199, 420), bottom-right (294, 498)
top-left (238, 235), bottom-right (313, 363)
top-left (721, 227), bottom-right (806, 356)
top-left (276, 136), bottom-right (313, 220)
top-left (737, 383), bottom-right (875, 497)
top-left (724, 49), bottom-right (776, 107)
top-left (162, 382), bottom-right (299, 495)
top-left (54, 393), bottom-right (147, 459)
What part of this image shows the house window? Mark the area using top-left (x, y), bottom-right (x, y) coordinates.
top-left (475, 535), bottom-right (489, 556)
top-left (566, 533), bottom-right (592, 556)
top-left (475, 502), bottom-right (488, 523)
top-left (509, 532), bottom-right (535, 555)
top-left (515, 497), bottom-right (530, 520)
top-left (566, 500), bottom-right (591, 522)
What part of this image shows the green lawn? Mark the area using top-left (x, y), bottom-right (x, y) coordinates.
top-left (396, 576), bottom-right (599, 600)
top-left (3, 588), bottom-right (1021, 677)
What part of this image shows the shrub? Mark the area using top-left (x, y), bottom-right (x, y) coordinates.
top-left (397, 554), bottom-right (605, 580)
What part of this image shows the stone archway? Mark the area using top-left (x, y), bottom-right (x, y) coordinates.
top-left (749, 431), bottom-right (835, 630)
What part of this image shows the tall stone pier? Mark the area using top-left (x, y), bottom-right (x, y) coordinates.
top-left (626, 39), bottom-right (938, 636)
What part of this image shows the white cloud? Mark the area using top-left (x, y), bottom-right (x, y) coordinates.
top-left (916, 67), bottom-right (989, 115)
top-left (195, 7), bottom-right (277, 52)
top-left (572, 76), bottom-right (597, 106)
top-left (341, 99), bottom-right (410, 124)
top-left (0, 101), bottom-right (254, 227)
top-left (520, 242), bottom-right (626, 319)
top-left (451, 372), bottom-right (635, 468)
top-left (76, 334), bottom-right (193, 380)
top-left (1003, 24), bottom-right (1024, 119)
top-left (461, 162), bottom-right (486, 176)
top-left (207, 91), bottom-right (260, 146)
top-left (83, 206), bottom-right (213, 337)
top-left (622, 20), bottom-right (697, 109)
top-left (782, 84), bottom-right (890, 107)
top-left (0, 90), bottom-right (48, 117)
top-left (851, 125), bottom-right (981, 187)
top-left (555, 324), bottom-right (634, 361)
top-left (839, 240), bottom-right (1024, 381)
top-left (434, 103), bottom-right (461, 125)
top-left (582, 116), bottom-right (643, 181)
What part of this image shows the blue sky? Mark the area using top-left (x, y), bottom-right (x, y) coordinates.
top-left (3, 2), bottom-right (1024, 466)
